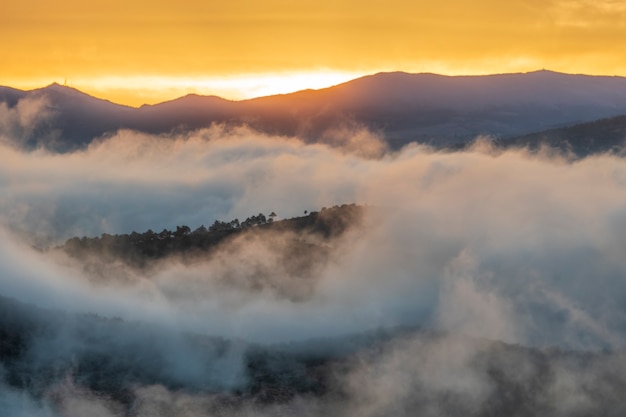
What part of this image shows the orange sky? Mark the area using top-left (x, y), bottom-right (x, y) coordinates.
top-left (2, 0), bottom-right (625, 106)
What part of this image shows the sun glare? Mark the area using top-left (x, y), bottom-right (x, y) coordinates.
top-left (10, 71), bottom-right (365, 107)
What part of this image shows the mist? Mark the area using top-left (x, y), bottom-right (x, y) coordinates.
top-left (2, 123), bottom-right (626, 415)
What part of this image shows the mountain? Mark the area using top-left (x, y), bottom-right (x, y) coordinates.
top-left (58, 204), bottom-right (365, 302)
top-left (499, 114), bottom-right (626, 157)
top-left (0, 83), bottom-right (137, 150)
top-left (4, 70), bottom-right (626, 151)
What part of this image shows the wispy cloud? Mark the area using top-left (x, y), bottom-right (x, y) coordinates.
top-left (2, 126), bottom-right (626, 415)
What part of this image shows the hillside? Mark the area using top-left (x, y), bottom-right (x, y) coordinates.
top-left (4, 70), bottom-right (626, 151)
top-left (59, 204), bottom-right (365, 299)
top-left (4, 205), bottom-right (626, 415)
top-left (2, 291), bottom-right (626, 416)
top-left (61, 204), bottom-right (363, 265)
top-left (500, 114), bottom-right (626, 156)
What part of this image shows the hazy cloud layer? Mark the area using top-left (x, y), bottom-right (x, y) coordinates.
top-left (1, 127), bottom-right (626, 346)
top-left (0, 96), bottom-right (58, 147)
top-left (0, 126), bottom-right (383, 242)
top-left (2, 125), bottom-right (626, 415)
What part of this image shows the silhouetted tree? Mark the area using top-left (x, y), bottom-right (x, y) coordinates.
top-left (175, 225), bottom-right (191, 237)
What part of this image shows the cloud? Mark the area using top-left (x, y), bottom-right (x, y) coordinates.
top-left (2, 129), bottom-right (626, 347)
top-left (550, 0), bottom-right (626, 26)
top-left (0, 95), bottom-right (58, 148)
top-left (2, 126), bottom-right (626, 414)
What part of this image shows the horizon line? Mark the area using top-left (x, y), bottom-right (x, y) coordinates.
top-left (3, 68), bottom-right (624, 108)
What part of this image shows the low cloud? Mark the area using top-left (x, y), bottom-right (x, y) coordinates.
top-left (0, 95), bottom-right (58, 147)
top-left (2, 129), bottom-right (626, 347)
top-left (2, 125), bottom-right (626, 414)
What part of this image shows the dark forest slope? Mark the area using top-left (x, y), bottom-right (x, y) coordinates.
top-left (1, 293), bottom-right (626, 416)
top-left (500, 115), bottom-right (626, 156)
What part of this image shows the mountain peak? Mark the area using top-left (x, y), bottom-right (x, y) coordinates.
top-left (40, 82), bottom-right (87, 97)
top-left (32, 83), bottom-right (137, 110)
top-left (45, 82), bottom-right (70, 89)
top-left (148, 92), bottom-right (232, 108)
top-left (524, 69), bottom-right (567, 76)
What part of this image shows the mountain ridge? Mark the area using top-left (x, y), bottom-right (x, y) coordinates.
top-left (8, 69), bottom-right (626, 109)
top-left (4, 70), bottom-right (626, 152)
top-left (500, 114), bottom-right (626, 156)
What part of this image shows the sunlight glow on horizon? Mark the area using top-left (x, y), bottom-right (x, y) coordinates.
top-left (4, 59), bottom-right (624, 107)
top-left (5, 71), bottom-right (368, 106)
top-left (2, 0), bottom-right (626, 106)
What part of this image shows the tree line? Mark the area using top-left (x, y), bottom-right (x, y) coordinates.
top-left (62, 204), bottom-right (363, 267)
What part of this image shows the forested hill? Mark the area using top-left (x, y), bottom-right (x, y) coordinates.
top-left (61, 204), bottom-right (365, 269)
top-left (6, 203), bottom-right (626, 415)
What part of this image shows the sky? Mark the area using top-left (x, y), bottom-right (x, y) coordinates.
top-left (2, 0), bottom-right (626, 105)
top-left (3, 12), bottom-right (626, 409)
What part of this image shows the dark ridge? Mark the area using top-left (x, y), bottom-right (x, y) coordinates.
top-left (499, 114), bottom-right (626, 157)
top-left (4, 70), bottom-right (626, 152)
top-left (61, 203), bottom-right (364, 267)
top-left (58, 204), bottom-right (365, 301)
top-left (0, 86), bottom-right (26, 107)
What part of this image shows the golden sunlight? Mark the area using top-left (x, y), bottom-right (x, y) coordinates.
top-left (2, 0), bottom-right (626, 105)
top-left (5, 71), bottom-right (365, 107)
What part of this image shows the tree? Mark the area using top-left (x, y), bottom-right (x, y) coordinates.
top-left (193, 225), bottom-right (208, 234)
top-left (175, 225), bottom-right (191, 237)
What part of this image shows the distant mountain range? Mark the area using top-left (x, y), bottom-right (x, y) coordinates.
top-left (3, 70), bottom-right (626, 153)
